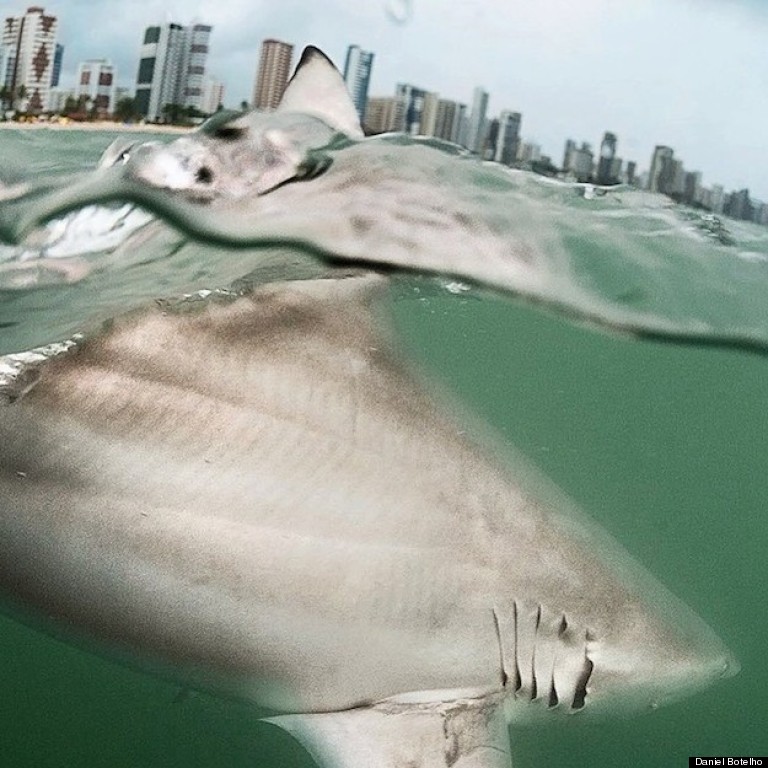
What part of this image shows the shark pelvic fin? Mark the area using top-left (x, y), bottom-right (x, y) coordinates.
top-left (277, 46), bottom-right (364, 139)
top-left (264, 696), bottom-right (512, 768)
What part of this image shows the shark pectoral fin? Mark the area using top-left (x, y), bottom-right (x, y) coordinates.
top-left (264, 697), bottom-right (512, 768)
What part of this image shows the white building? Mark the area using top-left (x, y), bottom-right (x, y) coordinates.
top-left (1, 6), bottom-right (58, 112)
top-left (47, 86), bottom-right (74, 113)
top-left (518, 141), bottom-right (541, 164)
top-left (76, 59), bottom-right (116, 114)
top-left (182, 23), bottom-right (211, 112)
top-left (200, 77), bottom-right (225, 114)
top-left (466, 86), bottom-right (488, 154)
top-left (135, 21), bottom-right (212, 122)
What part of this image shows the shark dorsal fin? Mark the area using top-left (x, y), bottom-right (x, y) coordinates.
top-left (277, 46), bottom-right (364, 139)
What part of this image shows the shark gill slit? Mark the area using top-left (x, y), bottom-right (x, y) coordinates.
top-left (491, 607), bottom-right (509, 688)
top-left (511, 601), bottom-right (522, 692)
top-left (571, 643), bottom-right (595, 710)
top-left (530, 604), bottom-right (541, 701)
top-left (548, 612), bottom-right (570, 709)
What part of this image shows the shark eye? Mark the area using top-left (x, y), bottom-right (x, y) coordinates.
top-left (195, 166), bottom-right (214, 184)
top-left (213, 125), bottom-right (246, 141)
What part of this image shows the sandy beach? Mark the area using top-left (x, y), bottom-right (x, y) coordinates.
top-left (0, 120), bottom-right (193, 135)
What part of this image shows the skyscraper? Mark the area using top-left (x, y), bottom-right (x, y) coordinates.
top-left (395, 83), bottom-right (428, 134)
top-left (76, 59), bottom-right (116, 114)
top-left (252, 39), bottom-right (293, 110)
top-left (135, 21), bottom-right (213, 122)
top-left (494, 110), bottom-right (522, 166)
top-left (648, 145), bottom-right (674, 193)
top-left (182, 24), bottom-right (212, 112)
top-left (564, 142), bottom-right (594, 182)
top-left (200, 77), bottom-right (225, 114)
top-left (1, 6), bottom-right (58, 112)
top-left (343, 45), bottom-right (374, 120)
top-left (433, 99), bottom-right (459, 142)
top-left (625, 160), bottom-right (637, 186)
top-left (0, 45), bottom-right (10, 90)
top-left (596, 131), bottom-right (618, 184)
top-left (466, 87), bottom-right (488, 154)
top-left (51, 42), bottom-right (63, 87)
top-left (363, 96), bottom-right (401, 134)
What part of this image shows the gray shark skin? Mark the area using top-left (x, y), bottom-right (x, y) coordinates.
top-left (0, 273), bottom-right (737, 767)
top-left (0, 48), bottom-right (738, 768)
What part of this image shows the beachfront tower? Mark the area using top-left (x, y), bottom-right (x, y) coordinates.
top-left (76, 59), bottom-right (116, 115)
top-left (466, 86), bottom-right (489, 154)
top-left (51, 42), bottom-right (63, 86)
top-left (648, 145), bottom-right (674, 193)
top-left (343, 45), bottom-right (374, 120)
top-left (597, 131), bottom-right (618, 184)
top-left (252, 39), bottom-right (293, 110)
top-left (135, 21), bottom-right (212, 122)
top-left (494, 110), bottom-right (522, 166)
top-left (1, 6), bottom-right (59, 113)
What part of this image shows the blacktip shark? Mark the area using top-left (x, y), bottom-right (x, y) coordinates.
top-left (0, 47), bottom-right (738, 768)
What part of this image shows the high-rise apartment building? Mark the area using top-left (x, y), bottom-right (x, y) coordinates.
top-left (564, 141), bottom-right (594, 182)
top-left (0, 45), bottom-right (10, 91)
top-left (648, 145), bottom-right (674, 193)
top-left (494, 110), bottom-right (522, 166)
top-left (466, 87), bottom-right (489, 154)
top-left (343, 45), bottom-right (374, 120)
top-left (252, 39), bottom-right (293, 110)
top-left (518, 142), bottom-right (541, 163)
top-left (200, 77), bottom-right (225, 114)
top-left (433, 99), bottom-right (459, 142)
top-left (135, 21), bottom-right (212, 122)
top-left (420, 92), bottom-right (439, 136)
top-left (395, 83), bottom-right (428, 134)
top-left (76, 59), bottom-right (116, 114)
top-left (1, 6), bottom-right (58, 112)
top-left (363, 96), bottom-right (401, 134)
top-left (596, 131), bottom-right (618, 184)
top-left (51, 41), bottom-right (62, 86)
top-left (182, 24), bottom-right (211, 111)
top-left (625, 160), bottom-right (637, 186)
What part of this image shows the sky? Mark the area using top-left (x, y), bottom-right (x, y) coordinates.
top-left (30, 0), bottom-right (768, 199)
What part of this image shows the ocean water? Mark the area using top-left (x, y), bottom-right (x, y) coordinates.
top-left (0, 127), bottom-right (765, 767)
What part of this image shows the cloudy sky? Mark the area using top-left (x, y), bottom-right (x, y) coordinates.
top-left (39, 0), bottom-right (768, 198)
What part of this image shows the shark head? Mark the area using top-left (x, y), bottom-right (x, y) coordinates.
top-left (112, 47), bottom-right (363, 201)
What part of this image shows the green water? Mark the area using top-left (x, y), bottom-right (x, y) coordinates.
top-left (0, 128), bottom-right (765, 766)
top-left (0, 283), bottom-right (763, 766)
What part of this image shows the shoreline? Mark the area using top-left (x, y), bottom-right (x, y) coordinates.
top-left (0, 121), bottom-right (193, 135)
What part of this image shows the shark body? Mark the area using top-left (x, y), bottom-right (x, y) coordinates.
top-left (0, 48), bottom-right (737, 768)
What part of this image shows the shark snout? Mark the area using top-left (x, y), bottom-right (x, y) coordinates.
top-left (582, 603), bottom-right (739, 716)
top-left (128, 140), bottom-right (219, 198)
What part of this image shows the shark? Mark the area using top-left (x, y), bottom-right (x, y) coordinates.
top-left (0, 47), bottom-right (738, 768)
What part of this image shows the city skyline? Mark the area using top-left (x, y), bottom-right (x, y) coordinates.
top-left (3, 1), bottom-right (767, 201)
top-left (36, 0), bottom-right (768, 202)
